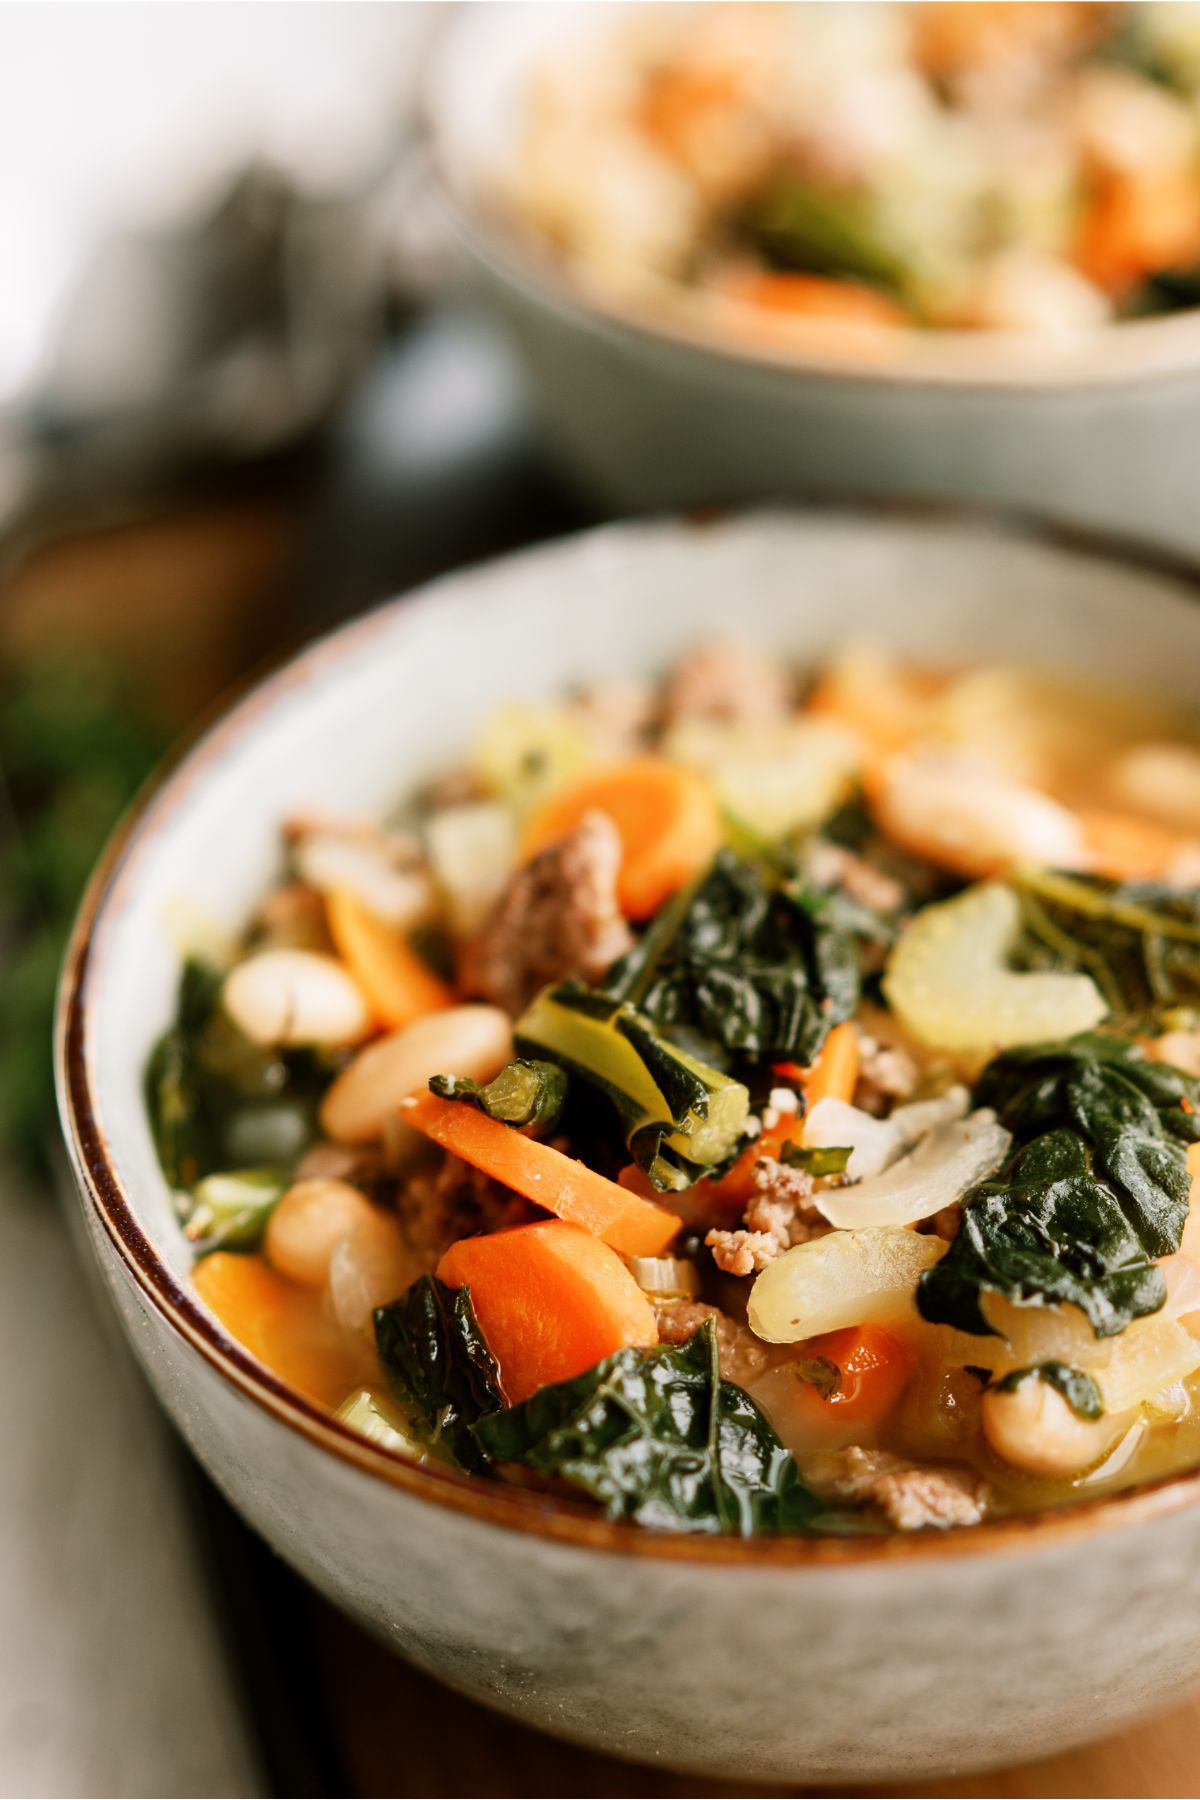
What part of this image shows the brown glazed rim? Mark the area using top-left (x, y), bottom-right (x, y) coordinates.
top-left (54, 507), bottom-right (1200, 1569)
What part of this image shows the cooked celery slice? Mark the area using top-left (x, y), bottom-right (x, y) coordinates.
top-left (473, 703), bottom-right (592, 818)
top-left (663, 717), bottom-right (857, 839)
top-left (336, 1388), bottom-right (427, 1458)
top-left (182, 1167), bottom-right (286, 1254)
top-left (883, 882), bottom-right (1107, 1052)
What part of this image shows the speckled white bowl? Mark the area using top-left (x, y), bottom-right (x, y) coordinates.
top-left (57, 513), bottom-right (1200, 1785)
top-left (425, 3), bottom-right (1200, 558)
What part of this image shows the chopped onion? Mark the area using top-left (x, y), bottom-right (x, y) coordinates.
top-left (425, 801), bottom-right (517, 937)
top-left (336, 1388), bottom-right (425, 1458)
top-left (294, 826), bottom-right (434, 928)
top-left (626, 1256), bottom-right (699, 1298)
top-left (804, 1086), bottom-right (970, 1182)
top-left (814, 1110), bottom-right (1011, 1230)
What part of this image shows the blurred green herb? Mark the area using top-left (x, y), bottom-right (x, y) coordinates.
top-left (0, 655), bottom-right (166, 1174)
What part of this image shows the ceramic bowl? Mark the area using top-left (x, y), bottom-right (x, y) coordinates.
top-left (57, 512), bottom-right (1200, 1785)
top-left (425, 3), bottom-right (1200, 558)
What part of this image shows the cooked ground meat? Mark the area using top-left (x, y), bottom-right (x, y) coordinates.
top-left (651, 1298), bottom-right (772, 1385)
top-left (854, 1029), bottom-right (919, 1115)
top-left (871, 1465), bottom-right (989, 1531)
top-left (664, 640), bottom-right (793, 725)
top-left (706, 1156), bottom-right (829, 1274)
top-left (815, 1446), bottom-right (989, 1530)
top-left (467, 810), bottom-right (633, 1015)
top-left (398, 1151), bottom-right (535, 1270)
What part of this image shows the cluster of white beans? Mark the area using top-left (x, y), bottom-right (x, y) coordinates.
top-left (223, 945), bottom-right (513, 1334)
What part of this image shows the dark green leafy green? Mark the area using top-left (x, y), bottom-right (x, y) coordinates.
top-left (515, 980), bottom-right (748, 1190)
top-left (609, 849), bottom-right (861, 1070)
top-left (919, 1035), bottom-right (1200, 1338)
top-left (429, 1059), bottom-right (568, 1135)
top-left (734, 173), bottom-right (911, 297)
top-left (473, 1319), bottom-right (821, 1535)
top-left (1013, 870), bottom-right (1200, 1032)
top-left (996, 1362), bottom-right (1104, 1421)
top-left (374, 1276), bottom-right (504, 1474)
top-left (782, 1141), bottom-right (852, 1178)
top-left (145, 957), bottom-right (334, 1195)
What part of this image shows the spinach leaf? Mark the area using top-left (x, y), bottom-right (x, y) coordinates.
top-left (429, 1059), bottom-right (568, 1135)
top-left (919, 1036), bottom-right (1200, 1338)
top-left (1013, 870), bottom-right (1200, 1033)
top-left (995, 1362), bottom-right (1104, 1421)
top-left (611, 850), bottom-right (860, 1069)
top-left (374, 1276), bottom-right (504, 1474)
top-left (473, 1319), bottom-right (820, 1535)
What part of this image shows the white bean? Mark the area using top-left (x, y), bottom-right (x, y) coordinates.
top-left (328, 1212), bottom-right (417, 1336)
top-left (981, 1376), bottom-right (1121, 1478)
top-left (877, 752), bottom-right (1086, 873)
top-left (265, 1178), bottom-right (377, 1287)
top-left (320, 1004), bottom-right (513, 1146)
top-left (223, 948), bottom-right (371, 1048)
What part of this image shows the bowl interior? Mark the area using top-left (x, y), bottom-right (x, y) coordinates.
top-left (78, 510), bottom-right (1200, 1302)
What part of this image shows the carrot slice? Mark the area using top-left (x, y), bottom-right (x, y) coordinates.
top-left (326, 887), bottom-right (452, 1029)
top-left (438, 1220), bottom-right (658, 1403)
top-left (194, 1252), bottom-right (369, 1408)
top-left (802, 1021), bottom-right (861, 1117)
top-left (1078, 808), bottom-right (1190, 883)
top-left (520, 756), bottom-right (721, 921)
top-left (803, 1324), bottom-right (913, 1422)
top-left (725, 271), bottom-right (907, 329)
top-left (401, 1088), bottom-right (680, 1256)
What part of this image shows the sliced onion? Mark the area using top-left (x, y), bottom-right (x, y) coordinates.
top-left (804, 1086), bottom-right (969, 1182)
top-left (815, 1110), bottom-right (1011, 1230)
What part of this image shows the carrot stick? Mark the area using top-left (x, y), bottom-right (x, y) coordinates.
top-left (438, 1220), bottom-right (658, 1403)
top-left (326, 887), bottom-right (453, 1029)
top-left (401, 1088), bottom-right (680, 1256)
top-left (520, 757), bottom-right (721, 921)
top-left (802, 1021), bottom-right (860, 1116)
top-left (194, 1252), bottom-right (369, 1408)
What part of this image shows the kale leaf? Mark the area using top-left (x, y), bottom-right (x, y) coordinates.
top-left (1014, 870), bottom-right (1200, 1033)
top-left (374, 1276), bottom-right (504, 1474)
top-left (995, 1362), bottom-right (1104, 1421)
top-left (613, 850), bottom-right (861, 1069)
top-left (919, 1035), bottom-right (1200, 1338)
top-left (429, 1058), bottom-right (568, 1135)
top-left (473, 1319), bottom-right (821, 1535)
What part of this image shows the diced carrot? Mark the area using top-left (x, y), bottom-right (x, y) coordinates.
top-left (194, 1252), bottom-right (369, 1409)
top-left (639, 62), bottom-right (739, 163)
top-left (801, 1021), bottom-right (861, 1117)
top-left (802, 1324), bottom-right (913, 1422)
top-left (1078, 807), bottom-right (1190, 882)
top-left (326, 887), bottom-right (453, 1029)
top-left (724, 271), bottom-right (907, 330)
top-left (401, 1088), bottom-right (680, 1256)
top-left (520, 757), bottom-right (721, 921)
top-left (1076, 168), bottom-right (1200, 297)
top-left (437, 1220), bottom-right (658, 1404)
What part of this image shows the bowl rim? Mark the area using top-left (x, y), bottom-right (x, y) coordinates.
top-left (54, 506), bottom-right (1200, 1569)
top-left (420, 2), bottom-right (1200, 396)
